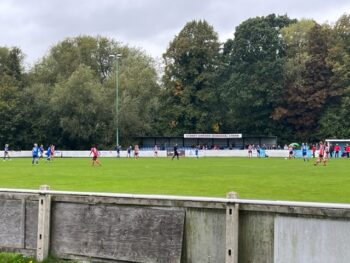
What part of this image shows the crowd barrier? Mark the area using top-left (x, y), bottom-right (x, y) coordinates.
top-left (0, 150), bottom-right (167, 158)
top-left (0, 149), bottom-right (334, 158)
top-left (185, 149), bottom-right (316, 158)
top-left (1, 150), bottom-right (346, 158)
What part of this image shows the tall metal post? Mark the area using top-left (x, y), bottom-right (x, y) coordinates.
top-left (110, 54), bottom-right (122, 147)
top-left (115, 56), bottom-right (119, 147)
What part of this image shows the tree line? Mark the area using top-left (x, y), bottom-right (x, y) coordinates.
top-left (0, 14), bottom-right (349, 149)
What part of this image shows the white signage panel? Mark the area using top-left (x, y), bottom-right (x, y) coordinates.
top-left (184, 134), bottom-right (242, 139)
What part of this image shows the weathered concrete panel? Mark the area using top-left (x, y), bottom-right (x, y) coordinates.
top-left (182, 208), bottom-right (226, 263)
top-left (274, 216), bottom-right (350, 263)
top-left (0, 199), bottom-right (24, 248)
top-left (239, 211), bottom-right (274, 263)
top-left (3, 189), bottom-right (350, 263)
top-left (25, 201), bottom-right (38, 249)
top-left (50, 202), bottom-right (185, 263)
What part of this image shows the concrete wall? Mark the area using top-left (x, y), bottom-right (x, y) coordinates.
top-left (1, 189), bottom-right (350, 262)
top-left (274, 216), bottom-right (350, 263)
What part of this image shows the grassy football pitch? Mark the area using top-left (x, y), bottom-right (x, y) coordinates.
top-left (1, 157), bottom-right (350, 203)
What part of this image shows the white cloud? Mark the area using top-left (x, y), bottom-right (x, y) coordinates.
top-left (0, 0), bottom-right (348, 66)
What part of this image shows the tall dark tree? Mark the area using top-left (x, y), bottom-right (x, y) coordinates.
top-left (274, 24), bottom-right (334, 140)
top-left (0, 47), bottom-right (27, 148)
top-left (221, 14), bottom-right (294, 138)
top-left (272, 20), bottom-right (316, 141)
top-left (160, 20), bottom-right (221, 135)
top-left (220, 14), bottom-right (295, 138)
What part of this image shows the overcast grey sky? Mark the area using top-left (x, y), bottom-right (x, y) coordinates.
top-left (1, 0), bottom-right (349, 66)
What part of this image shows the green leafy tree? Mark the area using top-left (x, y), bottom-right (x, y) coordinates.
top-left (22, 82), bottom-right (57, 146)
top-left (0, 47), bottom-right (28, 148)
top-left (28, 36), bottom-right (160, 148)
top-left (110, 48), bottom-right (160, 144)
top-left (160, 20), bottom-right (221, 135)
top-left (220, 14), bottom-right (295, 138)
top-left (327, 14), bottom-right (350, 94)
top-left (317, 14), bottom-right (350, 139)
top-left (0, 75), bottom-right (21, 145)
top-left (51, 64), bottom-right (109, 148)
top-left (30, 35), bottom-right (123, 84)
top-left (318, 96), bottom-right (350, 138)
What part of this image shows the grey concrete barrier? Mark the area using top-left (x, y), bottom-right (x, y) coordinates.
top-left (0, 187), bottom-right (350, 262)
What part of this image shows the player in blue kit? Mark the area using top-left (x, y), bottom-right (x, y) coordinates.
top-left (32, 143), bottom-right (39, 165)
top-left (301, 143), bottom-right (309, 162)
top-left (46, 145), bottom-right (52, 162)
top-left (39, 144), bottom-right (44, 159)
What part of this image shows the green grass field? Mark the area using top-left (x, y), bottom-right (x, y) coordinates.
top-left (1, 157), bottom-right (350, 203)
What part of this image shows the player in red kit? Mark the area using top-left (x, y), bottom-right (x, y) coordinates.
top-left (89, 145), bottom-right (101, 166)
top-left (314, 142), bottom-right (327, 166)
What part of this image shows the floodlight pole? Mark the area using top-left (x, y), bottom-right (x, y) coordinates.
top-left (110, 54), bottom-right (122, 147)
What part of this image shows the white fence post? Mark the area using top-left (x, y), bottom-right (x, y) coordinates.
top-left (226, 192), bottom-right (239, 263)
top-left (36, 185), bottom-right (51, 261)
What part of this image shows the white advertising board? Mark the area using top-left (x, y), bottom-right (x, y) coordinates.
top-left (184, 134), bottom-right (242, 139)
top-left (1, 150), bottom-right (320, 158)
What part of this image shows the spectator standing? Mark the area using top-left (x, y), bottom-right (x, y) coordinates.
top-left (334, 144), bottom-right (341, 158)
top-left (345, 144), bottom-right (350, 158)
top-left (329, 143), bottom-right (334, 158)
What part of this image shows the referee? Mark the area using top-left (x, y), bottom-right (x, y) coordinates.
top-left (172, 144), bottom-right (179, 160)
